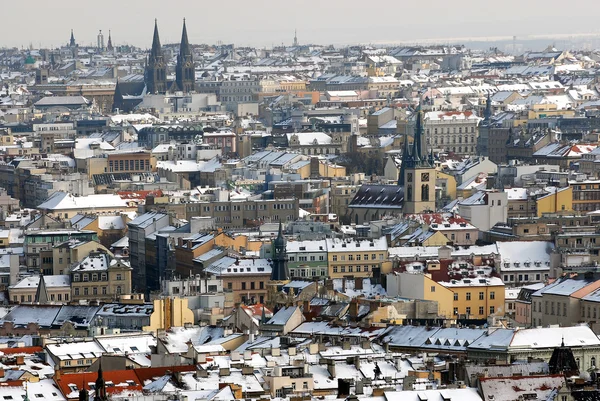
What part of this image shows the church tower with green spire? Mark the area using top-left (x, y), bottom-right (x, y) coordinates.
top-left (175, 19), bottom-right (195, 93)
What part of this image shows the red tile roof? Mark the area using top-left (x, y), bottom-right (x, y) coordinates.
top-left (0, 346), bottom-right (43, 355)
top-left (55, 369), bottom-right (143, 399)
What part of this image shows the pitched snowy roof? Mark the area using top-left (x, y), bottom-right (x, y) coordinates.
top-left (38, 192), bottom-right (130, 211)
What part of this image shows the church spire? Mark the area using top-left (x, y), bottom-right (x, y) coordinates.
top-left (69, 29), bottom-right (76, 47)
top-left (175, 18), bottom-right (195, 93)
top-left (412, 104), bottom-right (424, 166)
top-left (107, 30), bottom-right (113, 52)
top-left (270, 221), bottom-right (289, 281)
top-left (34, 274), bottom-right (49, 304)
top-left (484, 93), bottom-right (492, 122)
top-left (180, 18), bottom-right (191, 58)
top-left (150, 19), bottom-right (162, 60)
top-left (146, 19), bottom-right (167, 94)
top-left (94, 362), bottom-right (108, 401)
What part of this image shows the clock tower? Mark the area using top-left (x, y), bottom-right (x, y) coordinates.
top-left (402, 106), bottom-right (436, 214)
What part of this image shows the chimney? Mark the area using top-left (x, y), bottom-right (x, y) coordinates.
top-left (327, 360), bottom-right (336, 378)
top-left (15, 356), bottom-right (24, 365)
top-left (355, 277), bottom-right (363, 290)
top-left (54, 365), bottom-right (61, 380)
top-left (349, 299), bottom-right (359, 319)
top-left (303, 300), bottom-right (311, 313)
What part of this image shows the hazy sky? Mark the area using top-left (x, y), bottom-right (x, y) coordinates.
top-left (4, 0), bottom-right (600, 49)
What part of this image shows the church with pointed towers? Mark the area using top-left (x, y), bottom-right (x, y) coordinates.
top-left (144, 18), bottom-right (195, 95)
top-left (399, 105), bottom-right (436, 214)
top-left (348, 104), bottom-right (436, 223)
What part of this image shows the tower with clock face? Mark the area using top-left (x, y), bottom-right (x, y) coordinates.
top-left (402, 106), bottom-right (436, 214)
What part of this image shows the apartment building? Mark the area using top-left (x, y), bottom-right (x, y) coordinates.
top-left (70, 251), bottom-right (133, 302)
top-left (24, 229), bottom-right (98, 273)
top-left (287, 240), bottom-right (328, 279)
top-left (531, 273), bottom-right (600, 329)
top-left (424, 111), bottom-right (480, 156)
top-left (153, 198), bottom-right (300, 229)
top-left (203, 257), bottom-right (271, 304)
top-left (570, 179), bottom-right (600, 212)
top-left (326, 237), bottom-right (390, 279)
top-left (127, 212), bottom-right (170, 294)
top-left (439, 277), bottom-right (505, 319)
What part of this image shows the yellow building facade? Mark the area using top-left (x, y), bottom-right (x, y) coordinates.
top-left (441, 279), bottom-right (506, 319)
top-left (537, 187), bottom-right (573, 217)
top-left (143, 297), bottom-right (195, 332)
top-left (327, 238), bottom-right (390, 279)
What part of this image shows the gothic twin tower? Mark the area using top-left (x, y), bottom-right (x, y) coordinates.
top-left (145, 19), bottom-right (195, 95)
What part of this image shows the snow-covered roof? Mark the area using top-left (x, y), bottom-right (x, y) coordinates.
top-left (38, 192), bottom-right (131, 211)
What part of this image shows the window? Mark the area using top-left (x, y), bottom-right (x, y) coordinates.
top-left (479, 292), bottom-right (484, 300)
top-left (453, 307), bottom-right (458, 315)
top-left (75, 288), bottom-right (80, 296)
top-left (479, 306), bottom-right (484, 315)
top-left (116, 274), bottom-right (122, 281)
top-left (430, 286), bottom-right (436, 292)
top-left (241, 282), bottom-right (246, 290)
top-left (466, 307), bottom-right (471, 315)
top-left (490, 306), bottom-right (495, 314)
top-left (490, 292), bottom-right (495, 300)
top-left (453, 293), bottom-right (458, 301)
top-left (466, 292), bottom-right (471, 301)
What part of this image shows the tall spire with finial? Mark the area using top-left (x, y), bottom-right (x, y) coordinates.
top-left (175, 18), bottom-right (195, 93)
top-left (293, 29), bottom-right (298, 47)
top-left (150, 19), bottom-right (162, 60)
top-left (484, 93), bottom-right (492, 122)
top-left (145, 19), bottom-right (167, 94)
top-left (412, 104), bottom-right (424, 167)
top-left (94, 362), bottom-right (108, 401)
top-left (106, 30), bottom-right (113, 52)
top-left (69, 29), bottom-right (76, 47)
top-left (270, 221), bottom-right (289, 281)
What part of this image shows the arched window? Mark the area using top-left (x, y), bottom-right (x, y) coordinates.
top-left (592, 357), bottom-right (596, 368)
top-left (421, 184), bottom-right (429, 201)
top-left (407, 185), bottom-right (413, 201)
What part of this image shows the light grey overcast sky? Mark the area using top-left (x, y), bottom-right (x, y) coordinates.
top-left (4, 0), bottom-right (600, 49)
